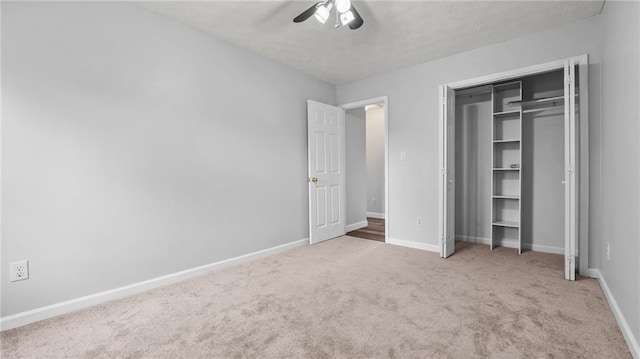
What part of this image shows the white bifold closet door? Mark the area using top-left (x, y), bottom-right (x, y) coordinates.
top-left (439, 57), bottom-right (582, 281)
top-left (564, 59), bottom-right (578, 281)
top-left (439, 86), bottom-right (456, 258)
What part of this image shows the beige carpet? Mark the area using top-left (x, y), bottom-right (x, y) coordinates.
top-left (0, 237), bottom-right (631, 358)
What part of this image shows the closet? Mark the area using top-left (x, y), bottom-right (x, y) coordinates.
top-left (439, 56), bottom-right (587, 280)
top-left (455, 70), bottom-right (570, 253)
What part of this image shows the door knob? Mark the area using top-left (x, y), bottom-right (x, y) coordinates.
top-left (309, 177), bottom-right (318, 183)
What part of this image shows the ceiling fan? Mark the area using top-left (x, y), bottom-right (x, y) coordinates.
top-left (293, 0), bottom-right (364, 30)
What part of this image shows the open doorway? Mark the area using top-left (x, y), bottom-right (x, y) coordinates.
top-left (306, 97), bottom-right (387, 245)
top-left (344, 101), bottom-right (387, 243)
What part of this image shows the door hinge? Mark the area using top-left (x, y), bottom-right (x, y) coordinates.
top-left (566, 74), bottom-right (574, 85)
top-left (567, 255), bottom-right (574, 265)
top-left (566, 165), bottom-right (575, 174)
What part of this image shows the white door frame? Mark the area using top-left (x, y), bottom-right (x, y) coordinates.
top-left (438, 55), bottom-right (590, 278)
top-left (339, 96), bottom-right (389, 242)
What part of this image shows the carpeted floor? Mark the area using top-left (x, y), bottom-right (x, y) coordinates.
top-left (0, 237), bottom-right (631, 358)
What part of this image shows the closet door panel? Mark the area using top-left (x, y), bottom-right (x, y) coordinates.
top-left (563, 60), bottom-right (578, 281)
top-left (439, 85), bottom-right (456, 258)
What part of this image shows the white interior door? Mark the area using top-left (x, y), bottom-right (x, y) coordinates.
top-left (564, 60), bottom-right (578, 280)
top-left (439, 86), bottom-right (456, 258)
top-left (307, 100), bottom-right (346, 244)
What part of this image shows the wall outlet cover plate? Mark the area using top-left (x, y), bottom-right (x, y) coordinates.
top-left (10, 260), bottom-right (29, 282)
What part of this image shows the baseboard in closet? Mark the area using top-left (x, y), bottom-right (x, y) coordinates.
top-left (455, 235), bottom-right (564, 255)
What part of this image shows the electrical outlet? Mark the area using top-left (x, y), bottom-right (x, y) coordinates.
top-left (400, 151), bottom-right (407, 161)
top-left (606, 243), bottom-right (610, 261)
top-left (371, 198), bottom-right (376, 205)
top-left (416, 217), bottom-right (423, 227)
top-left (10, 260), bottom-right (29, 282)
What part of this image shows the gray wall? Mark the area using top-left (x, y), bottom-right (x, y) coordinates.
top-left (1, 2), bottom-right (335, 317)
top-left (598, 0), bottom-right (640, 345)
top-left (521, 71), bottom-right (565, 253)
top-left (454, 92), bottom-right (492, 243)
top-left (521, 106), bottom-right (564, 251)
top-left (336, 14), bottom-right (603, 252)
top-left (345, 108), bottom-right (367, 226)
top-left (2, 0), bottom-right (639, 346)
top-left (454, 77), bottom-right (565, 253)
top-left (366, 106), bottom-right (385, 215)
top-left (337, 2), bottom-right (639, 348)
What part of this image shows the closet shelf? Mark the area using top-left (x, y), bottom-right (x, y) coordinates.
top-left (493, 110), bottom-right (521, 116)
top-left (492, 221), bottom-right (520, 228)
top-left (491, 80), bottom-right (523, 253)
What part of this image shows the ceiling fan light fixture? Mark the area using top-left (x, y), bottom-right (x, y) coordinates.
top-left (335, 0), bottom-right (351, 14)
top-left (340, 11), bottom-right (355, 25)
top-left (314, 2), bottom-right (333, 24)
top-left (293, 0), bottom-right (362, 30)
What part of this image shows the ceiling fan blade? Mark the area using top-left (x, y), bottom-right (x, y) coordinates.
top-left (293, 2), bottom-right (321, 23)
top-left (348, 5), bottom-right (364, 29)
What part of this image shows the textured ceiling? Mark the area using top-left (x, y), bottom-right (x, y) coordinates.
top-left (136, 1), bottom-right (604, 85)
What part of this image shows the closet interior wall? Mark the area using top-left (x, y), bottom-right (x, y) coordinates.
top-left (455, 90), bottom-right (492, 244)
top-left (520, 70), bottom-right (567, 253)
top-left (454, 69), bottom-right (571, 254)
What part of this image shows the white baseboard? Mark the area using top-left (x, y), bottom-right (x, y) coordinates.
top-left (455, 235), bottom-right (564, 255)
top-left (522, 243), bottom-right (564, 255)
top-left (0, 238), bottom-right (309, 332)
top-left (456, 235), bottom-right (518, 248)
top-left (589, 269), bottom-right (640, 358)
top-left (366, 212), bottom-right (385, 220)
top-left (387, 237), bottom-right (439, 253)
top-left (585, 268), bottom-right (600, 279)
top-left (456, 235), bottom-right (492, 245)
top-left (345, 220), bottom-right (368, 232)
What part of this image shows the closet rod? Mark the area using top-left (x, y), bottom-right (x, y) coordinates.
top-left (522, 106), bottom-right (563, 114)
top-left (508, 94), bottom-right (579, 106)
